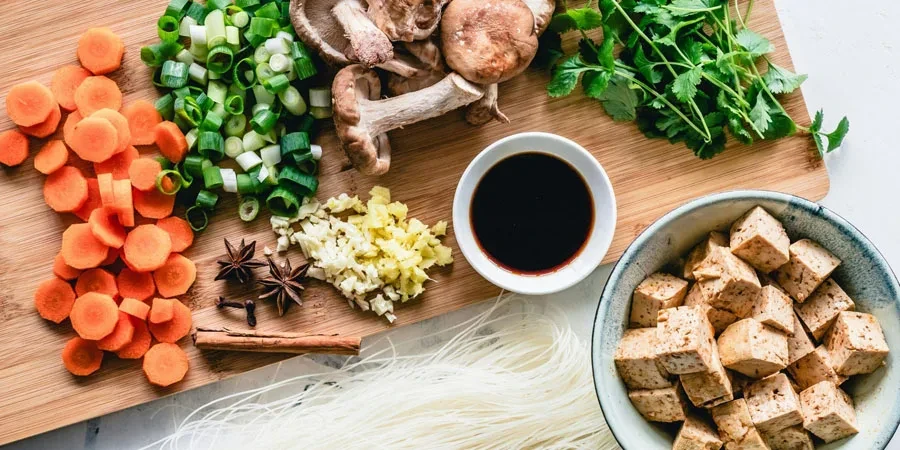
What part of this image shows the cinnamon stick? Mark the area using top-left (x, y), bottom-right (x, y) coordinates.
top-left (192, 327), bottom-right (361, 355)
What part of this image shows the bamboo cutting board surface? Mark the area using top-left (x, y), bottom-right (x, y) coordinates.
top-left (0, 0), bottom-right (828, 445)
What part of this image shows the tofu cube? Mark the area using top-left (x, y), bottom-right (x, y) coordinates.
top-left (673, 414), bottom-right (724, 450)
top-left (794, 278), bottom-right (855, 341)
top-left (717, 319), bottom-right (789, 378)
top-left (614, 328), bottom-right (672, 390)
top-left (681, 345), bottom-right (734, 407)
top-left (685, 284), bottom-right (740, 335)
top-left (729, 206), bottom-right (791, 273)
top-left (627, 383), bottom-right (689, 423)
top-left (724, 428), bottom-right (769, 450)
top-left (694, 247), bottom-right (761, 318)
top-left (751, 285), bottom-right (794, 334)
top-left (711, 398), bottom-right (754, 442)
top-left (657, 306), bottom-right (717, 374)
top-left (775, 239), bottom-right (841, 303)
top-left (745, 373), bottom-right (804, 433)
top-left (763, 425), bottom-right (814, 450)
top-left (799, 381), bottom-right (859, 443)
top-left (685, 231), bottom-right (729, 280)
top-left (825, 311), bottom-right (890, 376)
top-left (787, 345), bottom-right (847, 390)
top-left (786, 312), bottom-right (816, 365)
top-left (630, 272), bottom-right (689, 327)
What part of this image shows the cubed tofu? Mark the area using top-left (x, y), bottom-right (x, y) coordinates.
top-left (794, 278), bottom-right (855, 341)
top-left (630, 272), bottom-right (689, 327)
top-left (685, 284), bottom-right (740, 335)
top-left (799, 381), bottom-right (859, 443)
top-left (694, 247), bottom-right (761, 318)
top-left (786, 312), bottom-right (816, 365)
top-left (711, 398), bottom-right (754, 442)
top-left (673, 414), bottom-right (724, 450)
top-left (751, 286), bottom-right (794, 334)
top-left (685, 231), bottom-right (729, 280)
top-left (745, 373), bottom-right (804, 434)
top-left (825, 311), bottom-right (890, 376)
top-left (775, 239), bottom-right (841, 303)
top-left (787, 345), bottom-right (847, 390)
top-left (657, 306), bottom-right (717, 374)
top-left (763, 425), bottom-right (814, 450)
top-left (729, 370), bottom-right (752, 397)
top-left (614, 328), bottom-right (672, 390)
top-left (627, 383), bottom-right (690, 423)
top-left (717, 319), bottom-right (789, 378)
top-left (729, 206), bottom-right (790, 273)
top-left (681, 345), bottom-right (734, 407)
top-left (724, 428), bottom-right (769, 450)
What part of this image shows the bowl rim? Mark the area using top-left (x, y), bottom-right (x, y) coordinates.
top-left (590, 189), bottom-right (900, 449)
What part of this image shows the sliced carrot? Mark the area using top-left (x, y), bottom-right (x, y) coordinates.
top-left (98, 172), bottom-right (115, 206)
top-left (128, 157), bottom-right (162, 191)
top-left (133, 187), bottom-right (175, 220)
top-left (153, 254), bottom-right (196, 298)
top-left (74, 178), bottom-right (101, 221)
top-left (119, 297), bottom-right (151, 321)
top-left (43, 166), bottom-right (88, 213)
top-left (70, 292), bottom-right (119, 340)
top-left (61, 223), bottom-right (109, 269)
top-left (6, 80), bottom-right (55, 127)
top-left (116, 317), bottom-right (152, 359)
top-left (53, 253), bottom-right (83, 280)
top-left (91, 108), bottom-right (130, 154)
top-left (93, 145), bottom-right (137, 179)
top-left (88, 206), bottom-right (126, 249)
top-left (62, 337), bottom-right (103, 376)
top-left (34, 140), bottom-right (68, 174)
top-left (148, 299), bottom-right (192, 343)
top-left (123, 225), bottom-right (172, 272)
top-left (34, 278), bottom-right (76, 323)
top-left (113, 179), bottom-right (135, 227)
top-left (51, 65), bottom-right (92, 111)
top-left (115, 270), bottom-right (154, 303)
top-left (97, 311), bottom-right (135, 351)
top-left (73, 76), bottom-right (122, 117)
top-left (69, 116), bottom-right (117, 162)
top-left (63, 110), bottom-right (83, 149)
top-left (156, 217), bottom-right (194, 253)
top-left (154, 121), bottom-right (187, 163)
top-left (75, 267), bottom-right (118, 299)
top-left (122, 100), bottom-right (162, 146)
top-left (77, 28), bottom-right (125, 75)
top-left (0, 129), bottom-right (29, 167)
top-left (19, 104), bottom-right (61, 138)
top-left (149, 297), bottom-right (175, 324)
top-left (101, 246), bottom-right (120, 266)
top-left (143, 342), bottom-right (189, 387)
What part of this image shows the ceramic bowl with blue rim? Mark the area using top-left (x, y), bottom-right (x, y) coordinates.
top-left (591, 190), bottom-right (900, 449)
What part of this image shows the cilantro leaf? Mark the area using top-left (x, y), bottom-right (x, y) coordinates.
top-left (583, 70), bottom-right (613, 99)
top-left (763, 112), bottom-right (796, 140)
top-left (597, 76), bottom-right (638, 121)
top-left (547, 56), bottom-right (588, 97)
top-left (672, 67), bottom-right (702, 103)
top-left (728, 116), bottom-right (754, 145)
top-left (665, 0), bottom-right (721, 17)
top-left (633, 45), bottom-right (663, 84)
top-left (763, 63), bottom-right (808, 94)
top-left (532, 31), bottom-right (564, 69)
top-left (749, 92), bottom-right (772, 132)
top-left (579, 38), bottom-right (600, 65)
top-left (809, 109), bottom-right (826, 155)
top-left (735, 29), bottom-right (774, 56)
top-left (549, 8), bottom-right (603, 33)
top-left (825, 117), bottom-right (850, 152)
top-left (598, 27), bottom-right (616, 70)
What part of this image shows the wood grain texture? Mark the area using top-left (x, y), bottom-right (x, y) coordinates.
top-left (0, 0), bottom-right (828, 444)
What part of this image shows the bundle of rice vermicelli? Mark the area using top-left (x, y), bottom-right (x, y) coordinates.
top-left (148, 296), bottom-right (616, 450)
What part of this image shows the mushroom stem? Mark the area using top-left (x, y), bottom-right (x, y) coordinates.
top-left (331, 0), bottom-right (394, 67)
top-left (362, 73), bottom-right (485, 136)
top-left (376, 54), bottom-right (425, 78)
top-left (466, 83), bottom-right (510, 125)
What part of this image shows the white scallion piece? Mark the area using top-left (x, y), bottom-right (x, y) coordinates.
top-left (309, 87), bottom-right (332, 108)
top-left (256, 165), bottom-right (270, 183)
top-left (189, 42), bottom-right (208, 60)
top-left (265, 37), bottom-right (291, 55)
top-left (311, 144), bottom-right (323, 160)
top-left (188, 63), bottom-right (208, 85)
top-left (189, 25), bottom-right (207, 46)
top-left (224, 136), bottom-right (245, 158)
top-left (251, 102), bottom-right (271, 116)
top-left (179, 17), bottom-right (197, 37)
top-left (175, 48), bottom-right (194, 66)
top-left (185, 128), bottom-right (200, 150)
top-left (278, 86), bottom-right (307, 116)
top-left (260, 145), bottom-right (282, 167)
top-left (243, 130), bottom-right (266, 152)
top-left (236, 151), bottom-right (263, 171)
top-left (252, 85), bottom-right (276, 106)
top-left (261, 129), bottom-right (278, 144)
top-left (208, 69), bottom-right (221, 80)
top-left (220, 168), bottom-right (238, 193)
top-left (225, 26), bottom-right (240, 47)
top-left (268, 53), bottom-right (290, 73)
top-left (253, 46), bottom-right (270, 64)
top-left (275, 31), bottom-right (295, 43)
top-left (232, 11), bottom-right (250, 28)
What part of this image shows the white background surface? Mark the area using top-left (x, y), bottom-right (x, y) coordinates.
top-left (5, 0), bottom-right (900, 448)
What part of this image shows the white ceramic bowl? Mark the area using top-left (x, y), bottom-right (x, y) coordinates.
top-left (452, 132), bottom-right (616, 295)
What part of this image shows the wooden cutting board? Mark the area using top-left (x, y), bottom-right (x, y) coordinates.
top-left (0, 0), bottom-right (828, 445)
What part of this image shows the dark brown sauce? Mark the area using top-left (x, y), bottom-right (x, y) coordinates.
top-left (470, 152), bottom-right (593, 275)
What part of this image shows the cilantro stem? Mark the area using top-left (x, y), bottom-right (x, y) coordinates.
top-left (613, 69), bottom-right (708, 139)
top-left (734, 0), bottom-right (755, 29)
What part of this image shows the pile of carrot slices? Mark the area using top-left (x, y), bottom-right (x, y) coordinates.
top-left (4, 28), bottom-right (196, 387)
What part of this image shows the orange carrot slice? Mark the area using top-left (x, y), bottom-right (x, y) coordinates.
top-left (153, 254), bottom-right (196, 298)
top-left (73, 76), bottom-right (122, 116)
top-left (156, 217), bottom-right (194, 253)
top-left (62, 337), bottom-right (103, 376)
top-left (6, 80), bottom-right (55, 127)
top-left (61, 223), bottom-right (109, 269)
top-left (116, 317), bottom-right (152, 359)
top-left (128, 157), bottom-right (162, 191)
top-left (91, 108), bottom-right (130, 154)
top-left (119, 297), bottom-right (151, 321)
top-left (51, 65), bottom-right (92, 111)
top-left (117, 268), bottom-right (156, 302)
top-left (70, 116), bottom-right (118, 162)
top-left (74, 178), bottom-right (101, 221)
top-left (98, 172), bottom-right (115, 206)
top-left (100, 246), bottom-right (121, 267)
top-left (0, 129), bottom-right (30, 167)
top-left (123, 225), bottom-right (172, 272)
top-left (70, 292), bottom-right (119, 340)
top-left (122, 100), bottom-right (162, 146)
top-left (97, 311), bottom-right (135, 351)
top-left (149, 297), bottom-right (175, 324)
top-left (34, 140), bottom-right (68, 174)
top-left (88, 206), bottom-right (126, 249)
top-left (77, 28), bottom-right (125, 75)
top-left (148, 299), bottom-right (192, 343)
top-left (63, 110), bottom-right (83, 149)
top-left (154, 121), bottom-right (187, 163)
top-left (113, 179), bottom-right (135, 227)
top-left (142, 342), bottom-right (189, 387)
top-left (34, 277), bottom-right (76, 323)
top-left (75, 267), bottom-right (118, 299)
top-left (43, 166), bottom-right (88, 212)
top-left (53, 253), bottom-right (83, 280)
top-left (19, 104), bottom-right (61, 138)
top-left (133, 187), bottom-right (175, 219)
top-left (93, 144), bottom-right (137, 179)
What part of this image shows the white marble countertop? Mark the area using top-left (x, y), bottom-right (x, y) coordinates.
top-left (6, 0), bottom-right (900, 448)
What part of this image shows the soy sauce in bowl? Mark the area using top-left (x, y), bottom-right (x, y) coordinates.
top-left (470, 152), bottom-right (594, 275)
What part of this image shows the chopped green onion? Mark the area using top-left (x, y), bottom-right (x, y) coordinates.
top-left (224, 94), bottom-right (244, 115)
top-left (211, 102), bottom-right (227, 118)
top-left (188, 63), bottom-right (208, 84)
top-left (189, 24), bottom-right (207, 46)
top-left (198, 131), bottom-right (225, 161)
top-left (239, 196), bottom-right (260, 221)
top-left (189, 42), bottom-right (209, 60)
top-left (309, 87), bottom-right (331, 108)
top-left (280, 2), bottom-right (291, 19)
top-left (252, 84), bottom-right (276, 106)
top-left (220, 168), bottom-right (238, 192)
top-left (158, 15), bottom-right (180, 42)
top-left (184, 2), bottom-right (206, 22)
top-left (242, 130), bottom-right (266, 152)
top-left (278, 86), bottom-right (307, 115)
top-left (206, 45), bottom-right (234, 73)
top-left (206, 0), bottom-right (231, 11)
top-left (236, 174), bottom-right (254, 194)
top-left (278, 165), bottom-right (319, 196)
top-left (172, 86), bottom-right (190, 98)
top-left (201, 158), bottom-right (214, 171)
top-left (276, 31), bottom-right (294, 42)
top-left (165, 0), bottom-right (189, 18)
top-left (232, 10), bottom-right (250, 28)
top-left (155, 156), bottom-right (174, 170)
top-left (251, 103), bottom-right (270, 116)
top-left (179, 16), bottom-right (197, 37)
top-left (250, 109), bottom-right (278, 134)
top-left (236, 151), bottom-right (262, 170)
top-left (260, 74), bottom-right (289, 94)
top-left (243, 30), bottom-right (266, 47)
top-left (249, 17), bottom-right (277, 38)
top-left (184, 155), bottom-right (206, 177)
top-left (205, 9), bottom-right (227, 48)
top-left (185, 205), bottom-right (209, 231)
top-left (175, 48), bottom-right (194, 65)
top-left (225, 114), bottom-right (247, 137)
top-left (265, 37), bottom-right (290, 55)
top-left (161, 60), bottom-right (189, 88)
top-left (140, 42), bottom-right (183, 67)
top-left (200, 111), bottom-right (224, 131)
top-left (281, 132), bottom-right (310, 156)
top-left (174, 96), bottom-right (202, 128)
top-left (236, 0), bottom-right (260, 8)
top-left (225, 135), bottom-right (245, 158)
top-left (291, 41), bottom-right (317, 79)
top-left (253, 46), bottom-right (270, 64)
top-left (296, 114), bottom-right (316, 134)
top-left (268, 53), bottom-right (290, 73)
top-left (225, 26), bottom-right (240, 47)
top-left (260, 144), bottom-right (282, 166)
top-left (156, 170), bottom-right (184, 195)
top-left (266, 187), bottom-right (300, 217)
top-left (261, 128), bottom-right (278, 144)
top-left (195, 93), bottom-right (214, 112)
top-left (207, 80), bottom-right (228, 104)
top-left (310, 107), bottom-right (333, 119)
top-left (254, 2), bottom-right (280, 19)
top-left (232, 57), bottom-right (257, 89)
top-left (310, 144), bottom-right (323, 160)
top-left (155, 94), bottom-right (175, 120)
top-left (203, 165), bottom-right (224, 189)
top-left (196, 190), bottom-right (219, 210)
top-left (295, 157), bottom-right (318, 175)
top-left (255, 62), bottom-right (276, 82)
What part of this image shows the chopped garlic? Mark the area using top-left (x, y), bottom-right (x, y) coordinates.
top-left (276, 235), bottom-right (290, 252)
top-left (263, 245), bottom-right (273, 256)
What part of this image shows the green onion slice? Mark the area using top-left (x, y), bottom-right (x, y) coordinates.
top-left (198, 131), bottom-right (225, 161)
top-left (254, 2), bottom-right (280, 19)
top-left (154, 94), bottom-right (175, 121)
top-left (164, 0), bottom-right (189, 18)
top-left (157, 15), bottom-right (180, 43)
top-left (250, 109), bottom-right (278, 134)
top-left (185, 205), bottom-right (209, 232)
top-left (183, 155), bottom-right (206, 177)
top-left (236, 173), bottom-right (255, 194)
top-left (160, 60), bottom-right (189, 88)
top-left (281, 132), bottom-right (310, 156)
top-left (266, 187), bottom-right (301, 217)
top-left (278, 165), bottom-right (318, 196)
top-left (183, 2), bottom-right (206, 22)
top-left (196, 190), bottom-right (220, 210)
top-left (236, 0), bottom-right (260, 8)
top-left (224, 94), bottom-right (245, 115)
top-left (239, 196), bottom-right (260, 221)
top-left (141, 42), bottom-right (183, 67)
top-left (261, 74), bottom-right (289, 94)
top-left (207, 45), bottom-right (234, 73)
top-left (174, 96), bottom-right (202, 128)
top-left (232, 57), bottom-right (257, 89)
top-left (156, 170), bottom-right (184, 195)
top-left (202, 165), bottom-right (224, 189)
top-left (225, 114), bottom-right (247, 137)
top-left (200, 111), bottom-right (224, 131)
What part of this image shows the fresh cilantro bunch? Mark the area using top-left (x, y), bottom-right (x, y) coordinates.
top-left (537, 0), bottom-right (849, 158)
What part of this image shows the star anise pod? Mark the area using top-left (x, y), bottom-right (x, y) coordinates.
top-left (215, 239), bottom-right (266, 283)
top-left (258, 256), bottom-right (309, 316)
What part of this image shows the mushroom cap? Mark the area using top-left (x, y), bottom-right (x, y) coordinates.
top-left (440, 0), bottom-right (539, 84)
top-left (332, 65), bottom-right (392, 176)
top-left (290, 0), bottom-right (352, 66)
top-left (522, 0), bottom-right (556, 35)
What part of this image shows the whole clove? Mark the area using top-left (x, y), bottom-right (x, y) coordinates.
top-left (215, 296), bottom-right (257, 327)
